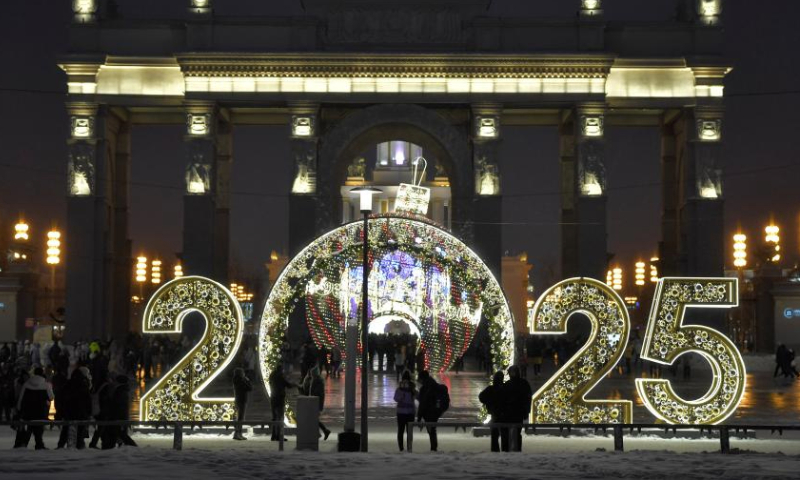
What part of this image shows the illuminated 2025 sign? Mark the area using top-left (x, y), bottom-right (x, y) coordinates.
top-left (141, 275), bottom-right (745, 426)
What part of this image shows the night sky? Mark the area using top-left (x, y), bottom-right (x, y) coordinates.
top-left (1, 0), bottom-right (799, 290)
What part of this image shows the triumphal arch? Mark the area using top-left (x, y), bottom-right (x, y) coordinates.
top-left (59, 0), bottom-right (729, 341)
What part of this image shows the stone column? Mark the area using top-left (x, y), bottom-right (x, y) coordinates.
top-left (65, 103), bottom-right (130, 342)
top-left (560, 105), bottom-right (608, 280)
top-left (661, 105), bottom-right (725, 277)
top-left (182, 103), bottom-right (230, 283)
top-left (288, 105), bottom-right (320, 255)
top-left (471, 104), bottom-right (503, 276)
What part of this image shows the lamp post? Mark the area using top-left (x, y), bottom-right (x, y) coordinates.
top-left (342, 186), bottom-right (381, 453)
top-left (46, 229), bottom-right (61, 311)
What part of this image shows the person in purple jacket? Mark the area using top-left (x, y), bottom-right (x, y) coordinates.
top-left (393, 370), bottom-right (416, 451)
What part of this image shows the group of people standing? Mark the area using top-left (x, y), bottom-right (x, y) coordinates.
top-left (4, 338), bottom-right (136, 450)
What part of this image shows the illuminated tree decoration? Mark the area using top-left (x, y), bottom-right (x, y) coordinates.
top-left (259, 213), bottom-right (515, 423)
top-left (635, 278), bottom-right (745, 425)
top-left (140, 277), bottom-right (244, 422)
top-left (529, 278), bottom-right (632, 424)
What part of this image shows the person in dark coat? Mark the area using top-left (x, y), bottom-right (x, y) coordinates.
top-left (232, 368), bottom-right (253, 440)
top-left (87, 375), bottom-right (113, 449)
top-left (102, 375), bottom-right (137, 448)
top-left (416, 370), bottom-right (440, 451)
top-left (503, 365), bottom-right (532, 452)
top-left (301, 366), bottom-right (331, 440)
top-left (59, 367), bottom-right (92, 449)
top-left (393, 370), bottom-right (416, 451)
top-left (479, 371), bottom-right (507, 452)
top-left (13, 367), bottom-right (53, 449)
top-left (268, 365), bottom-right (295, 441)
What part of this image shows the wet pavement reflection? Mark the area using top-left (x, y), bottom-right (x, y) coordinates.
top-left (132, 358), bottom-right (800, 425)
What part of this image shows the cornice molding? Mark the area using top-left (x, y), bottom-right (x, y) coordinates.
top-left (177, 54), bottom-right (616, 79)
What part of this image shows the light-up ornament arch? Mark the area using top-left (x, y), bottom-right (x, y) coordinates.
top-left (258, 213), bottom-right (515, 421)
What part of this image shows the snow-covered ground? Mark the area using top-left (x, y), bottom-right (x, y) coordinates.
top-left (1, 426), bottom-right (800, 479)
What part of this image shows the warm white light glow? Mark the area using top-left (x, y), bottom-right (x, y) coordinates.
top-left (71, 117), bottom-right (93, 138)
top-left (174, 264), bottom-right (184, 278)
top-left (186, 76), bottom-right (607, 96)
top-left (529, 278), bottom-right (632, 424)
top-left (46, 230), bottom-right (61, 265)
top-left (187, 114), bottom-right (210, 136)
top-left (140, 277), bottom-right (244, 422)
top-left (292, 116), bottom-right (314, 137)
top-left (477, 117), bottom-right (499, 139)
top-left (733, 233), bottom-right (747, 268)
top-left (649, 257), bottom-right (659, 283)
top-left (151, 260), bottom-right (162, 285)
top-left (635, 277), bottom-right (745, 425)
top-left (605, 68), bottom-right (695, 98)
top-left (765, 224), bottom-right (781, 262)
top-left (14, 222), bottom-right (29, 241)
top-left (73, 0), bottom-right (97, 15)
top-left (635, 261), bottom-right (646, 286)
top-left (612, 267), bottom-right (623, 291)
top-left (135, 256), bottom-right (148, 283)
top-left (582, 116), bottom-right (604, 137)
top-left (581, 179), bottom-right (603, 197)
top-left (582, 0), bottom-right (601, 10)
top-left (700, 186), bottom-right (719, 199)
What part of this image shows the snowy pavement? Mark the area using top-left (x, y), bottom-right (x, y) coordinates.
top-left (1, 426), bottom-right (800, 479)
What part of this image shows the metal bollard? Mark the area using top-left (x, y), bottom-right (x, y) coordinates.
top-left (613, 425), bottom-right (624, 452)
top-left (408, 423), bottom-right (414, 453)
top-left (719, 426), bottom-right (730, 454)
top-left (173, 422), bottom-right (183, 451)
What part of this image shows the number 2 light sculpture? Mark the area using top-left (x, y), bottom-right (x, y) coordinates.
top-left (140, 277), bottom-right (244, 422)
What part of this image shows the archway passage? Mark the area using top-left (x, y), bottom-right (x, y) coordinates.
top-left (259, 213), bottom-right (515, 404)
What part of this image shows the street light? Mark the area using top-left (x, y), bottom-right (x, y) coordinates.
top-left (612, 267), bottom-right (623, 291)
top-left (46, 229), bottom-right (61, 311)
top-left (765, 224), bottom-right (780, 263)
top-left (151, 259), bottom-right (162, 285)
top-left (14, 221), bottom-right (29, 241)
top-left (46, 230), bottom-right (61, 265)
top-left (649, 257), bottom-right (659, 283)
top-left (344, 186), bottom-right (381, 453)
top-left (733, 233), bottom-right (747, 268)
top-left (634, 261), bottom-right (645, 286)
top-left (135, 256), bottom-right (148, 297)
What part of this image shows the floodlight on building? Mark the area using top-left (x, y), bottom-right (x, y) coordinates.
top-left (173, 264), bottom-right (184, 278)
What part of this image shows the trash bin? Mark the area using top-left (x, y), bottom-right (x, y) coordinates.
top-left (296, 396), bottom-right (320, 451)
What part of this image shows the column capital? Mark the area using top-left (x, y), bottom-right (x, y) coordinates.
top-left (471, 104), bottom-right (502, 142)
